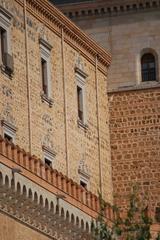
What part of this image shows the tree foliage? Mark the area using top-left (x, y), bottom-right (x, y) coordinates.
top-left (92, 187), bottom-right (160, 240)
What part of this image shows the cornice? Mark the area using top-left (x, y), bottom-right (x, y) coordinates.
top-left (108, 81), bottom-right (160, 94)
top-left (57, 0), bottom-right (160, 19)
top-left (15, 0), bottom-right (111, 70)
top-left (0, 163), bottom-right (92, 239)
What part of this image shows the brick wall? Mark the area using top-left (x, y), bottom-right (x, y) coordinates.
top-left (109, 88), bottom-right (160, 215)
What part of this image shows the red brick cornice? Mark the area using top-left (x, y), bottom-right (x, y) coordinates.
top-left (0, 136), bottom-right (114, 222)
top-left (15, 0), bottom-right (111, 69)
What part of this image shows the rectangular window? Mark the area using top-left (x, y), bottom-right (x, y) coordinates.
top-left (80, 180), bottom-right (87, 189)
top-left (40, 38), bottom-right (52, 105)
top-left (44, 157), bottom-right (52, 167)
top-left (76, 80), bottom-right (86, 126)
top-left (42, 146), bottom-right (56, 168)
top-left (77, 85), bottom-right (84, 122)
top-left (41, 57), bottom-right (48, 96)
top-left (1, 120), bottom-right (16, 143)
top-left (4, 132), bottom-right (13, 142)
top-left (0, 27), bottom-right (7, 63)
top-left (0, 7), bottom-right (13, 75)
top-left (75, 67), bottom-right (88, 127)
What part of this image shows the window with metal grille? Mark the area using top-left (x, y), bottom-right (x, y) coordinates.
top-left (141, 53), bottom-right (156, 81)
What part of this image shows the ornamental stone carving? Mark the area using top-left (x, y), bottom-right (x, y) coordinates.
top-left (78, 159), bottom-right (90, 179)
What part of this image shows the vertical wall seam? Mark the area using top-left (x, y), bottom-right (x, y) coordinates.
top-left (24, 0), bottom-right (32, 154)
top-left (61, 27), bottom-right (69, 177)
top-left (95, 55), bottom-right (102, 195)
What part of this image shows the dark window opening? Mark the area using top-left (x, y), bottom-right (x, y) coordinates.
top-left (41, 58), bottom-right (48, 96)
top-left (80, 180), bottom-right (87, 189)
top-left (141, 53), bottom-right (156, 81)
top-left (45, 158), bottom-right (52, 167)
top-left (77, 86), bottom-right (83, 122)
top-left (0, 27), bottom-right (7, 64)
top-left (4, 133), bottom-right (13, 142)
top-left (155, 207), bottom-right (160, 223)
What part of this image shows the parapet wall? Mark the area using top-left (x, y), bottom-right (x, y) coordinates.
top-left (0, 136), bottom-right (113, 221)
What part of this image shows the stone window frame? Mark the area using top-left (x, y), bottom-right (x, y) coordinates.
top-left (42, 145), bottom-right (56, 168)
top-left (75, 67), bottom-right (88, 130)
top-left (141, 53), bottom-right (156, 82)
top-left (138, 48), bottom-right (159, 85)
top-left (40, 38), bottom-right (53, 107)
top-left (79, 173), bottom-right (90, 190)
top-left (1, 120), bottom-right (17, 143)
top-left (78, 160), bottom-right (90, 190)
top-left (0, 6), bottom-right (13, 76)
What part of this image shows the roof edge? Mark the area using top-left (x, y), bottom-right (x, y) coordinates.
top-left (22, 0), bottom-right (111, 67)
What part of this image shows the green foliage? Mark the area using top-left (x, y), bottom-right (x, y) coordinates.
top-left (92, 187), bottom-right (159, 240)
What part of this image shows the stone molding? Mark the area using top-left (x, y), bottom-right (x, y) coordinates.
top-left (0, 136), bottom-right (114, 222)
top-left (0, 164), bottom-right (92, 239)
top-left (108, 82), bottom-right (160, 94)
top-left (15, 0), bottom-right (111, 70)
top-left (57, 0), bottom-right (160, 18)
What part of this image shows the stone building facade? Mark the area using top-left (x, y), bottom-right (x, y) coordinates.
top-left (0, 0), bottom-right (113, 200)
top-left (0, 0), bottom-right (160, 239)
top-left (55, 0), bottom-right (160, 217)
top-left (0, 0), bottom-right (114, 239)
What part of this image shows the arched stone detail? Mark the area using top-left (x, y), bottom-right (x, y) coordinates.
top-left (76, 216), bottom-right (80, 227)
top-left (5, 175), bottom-right (9, 188)
top-left (50, 201), bottom-right (54, 213)
top-left (34, 191), bottom-right (38, 204)
top-left (11, 178), bottom-right (15, 189)
top-left (56, 204), bottom-right (61, 215)
top-left (22, 185), bottom-right (27, 197)
top-left (86, 222), bottom-right (89, 232)
top-left (16, 182), bottom-right (21, 194)
top-left (28, 188), bottom-right (33, 200)
top-left (39, 195), bottom-right (43, 206)
top-left (45, 198), bottom-right (49, 210)
top-left (71, 213), bottom-right (75, 224)
top-left (0, 169), bottom-right (93, 235)
top-left (66, 210), bottom-right (70, 222)
top-left (81, 219), bottom-right (85, 230)
top-left (0, 159), bottom-right (95, 238)
top-left (61, 207), bottom-right (65, 218)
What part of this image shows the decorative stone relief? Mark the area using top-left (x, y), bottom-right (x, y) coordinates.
top-left (75, 54), bottom-right (84, 72)
top-left (2, 85), bottom-right (13, 98)
top-left (42, 130), bottom-right (54, 149)
top-left (12, 5), bottom-right (38, 40)
top-left (1, 103), bottom-right (15, 126)
top-left (38, 25), bottom-right (48, 42)
top-left (42, 114), bottom-right (53, 127)
top-left (78, 158), bottom-right (90, 179)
